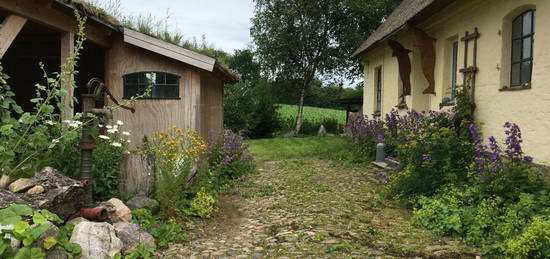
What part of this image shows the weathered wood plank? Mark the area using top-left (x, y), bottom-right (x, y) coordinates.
top-left (0, 0), bottom-right (112, 47)
top-left (60, 31), bottom-right (74, 123)
top-left (0, 15), bottom-right (28, 58)
top-left (123, 28), bottom-right (215, 72)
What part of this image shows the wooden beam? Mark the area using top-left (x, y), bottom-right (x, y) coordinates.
top-left (60, 31), bottom-right (75, 123)
top-left (123, 28), bottom-right (216, 72)
top-left (0, 0), bottom-right (112, 47)
top-left (0, 15), bottom-right (28, 58)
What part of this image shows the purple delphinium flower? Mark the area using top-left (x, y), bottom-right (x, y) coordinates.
top-left (422, 154), bottom-right (431, 162)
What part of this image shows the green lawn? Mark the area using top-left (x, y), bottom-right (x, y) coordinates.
top-left (277, 104), bottom-right (346, 125)
top-left (247, 136), bottom-right (348, 162)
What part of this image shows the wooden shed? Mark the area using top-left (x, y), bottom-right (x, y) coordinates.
top-left (0, 0), bottom-right (238, 145)
top-left (0, 0), bottom-right (238, 194)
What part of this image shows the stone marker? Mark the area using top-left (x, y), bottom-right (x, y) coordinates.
top-left (70, 222), bottom-right (122, 259)
top-left (318, 125), bottom-right (327, 136)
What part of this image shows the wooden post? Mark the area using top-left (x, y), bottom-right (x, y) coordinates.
top-left (0, 15), bottom-right (27, 58)
top-left (60, 32), bottom-right (75, 123)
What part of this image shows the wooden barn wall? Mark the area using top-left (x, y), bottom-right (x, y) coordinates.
top-left (105, 40), bottom-right (202, 145)
top-left (200, 72), bottom-right (224, 138)
top-left (105, 40), bottom-right (201, 195)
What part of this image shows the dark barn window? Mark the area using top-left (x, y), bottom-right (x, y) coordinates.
top-left (375, 67), bottom-right (382, 114)
top-left (511, 10), bottom-right (535, 87)
top-left (123, 72), bottom-right (180, 99)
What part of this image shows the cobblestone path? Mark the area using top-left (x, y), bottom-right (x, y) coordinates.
top-left (160, 158), bottom-right (477, 258)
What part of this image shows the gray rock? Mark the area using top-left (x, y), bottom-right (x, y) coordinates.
top-left (8, 178), bottom-right (35, 193)
top-left (66, 217), bottom-right (89, 226)
top-left (70, 222), bottom-right (123, 259)
top-left (113, 222), bottom-right (155, 253)
top-left (0, 225), bottom-right (21, 251)
top-left (0, 174), bottom-right (11, 189)
top-left (318, 125), bottom-right (327, 136)
top-left (26, 185), bottom-right (45, 195)
top-left (0, 189), bottom-right (27, 209)
top-left (252, 252), bottom-right (263, 258)
top-left (126, 195), bottom-right (159, 213)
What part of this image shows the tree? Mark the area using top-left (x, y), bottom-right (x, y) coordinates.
top-left (251, 0), bottom-right (399, 133)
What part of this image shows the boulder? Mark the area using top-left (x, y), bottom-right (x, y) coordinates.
top-left (318, 125), bottom-right (327, 137)
top-left (70, 222), bottom-right (122, 259)
top-left (26, 185), bottom-right (45, 195)
top-left (8, 178), bottom-right (35, 193)
top-left (126, 195), bottom-right (159, 213)
top-left (0, 167), bottom-right (85, 220)
top-left (103, 198), bottom-right (132, 223)
top-left (0, 225), bottom-right (21, 251)
top-left (113, 222), bottom-right (155, 253)
top-left (66, 217), bottom-right (89, 226)
top-left (0, 174), bottom-right (11, 189)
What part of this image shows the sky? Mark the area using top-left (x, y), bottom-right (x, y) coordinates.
top-left (98, 0), bottom-right (255, 54)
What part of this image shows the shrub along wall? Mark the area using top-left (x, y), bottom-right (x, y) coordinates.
top-left (346, 87), bottom-right (549, 257)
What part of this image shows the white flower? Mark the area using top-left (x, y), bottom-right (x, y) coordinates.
top-left (99, 135), bottom-right (110, 140)
top-left (116, 120), bottom-right (124, 126)
top-left (122, 131), bottom-right (131, 136)
top-left (106, 125), bottom-right (113, 129)
top-left (52, 139), bottom-right (59, 144)
top-left (111, 142), bottom-right (122, 147)
top-left (67, 120), bottom-right (82, 128)
top-left (107, 128), bottom-right (118, 134)
top-left (98, 124), bottom-right (104, 128)
top-left (126, 139), bottom-right (131, 143)
top-left (45, 120), bottom-right (55, 125)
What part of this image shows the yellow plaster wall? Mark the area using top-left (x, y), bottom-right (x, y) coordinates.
top-left (361, 0), bottom-right (550, 164)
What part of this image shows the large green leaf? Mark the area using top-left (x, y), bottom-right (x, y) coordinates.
top-left (13, 221), bottom-right (30, 234)
top-left (14, 247), bottom-right (45, 259)
top-left (8, 204), bottom-right (33, 216)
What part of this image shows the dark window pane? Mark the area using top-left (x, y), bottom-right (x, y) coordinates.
top-left (137, 73), bottom-right (148, 84)
top-left (512, 39), bottom-right (522, 62)
top-left (124, 74), bottom-right (138, 84)
top-left (511, 63), bottom-right (521, 86)
top-left (166, 86), bottom-right (179, 98)
top-left (523, 37), bottom-right (532, 59)
top-left (124, 84), bottom-right (138, 98)
top-left (523, 11), bottom-right (533, 35)
top-left (156, 72), bottom-right (166, 84)
top-left (512, 16), bottom-right (523, 38)
top-left (521, 61), bottom-right (532, 84)
top-left (166, 74), bottom-right (179, 85)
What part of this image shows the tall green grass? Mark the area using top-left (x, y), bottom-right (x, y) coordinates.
top-left (277, 104), bottom-right (346, 134)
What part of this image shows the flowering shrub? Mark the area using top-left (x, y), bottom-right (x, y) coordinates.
top-left (150, 127), bottom-right (207, 216)
top-left (0, 13), bottom-right (87, 178)
top-left (48, 120), bottom-right (131, 201)
top-left (206, 130), bottom-right (254, 184)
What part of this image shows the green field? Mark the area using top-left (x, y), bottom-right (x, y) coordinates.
top-left (277, 104), bottom-right (346, 125)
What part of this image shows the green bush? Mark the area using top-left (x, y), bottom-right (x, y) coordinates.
top-left (131, 209), bottom-right (187, 249)
top-left (47, 122), bottom-right (130, 201)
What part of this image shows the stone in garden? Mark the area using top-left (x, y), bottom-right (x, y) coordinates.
top-left (66, 217), bottom-right (89, 226)
top-left (0, 189), bottom-right (27, 208)
top-left (8, 178), bottom-right (35, 193)
top-left (0, 225), bottom-right (21, 251)
top-left (26, 167), bottom-right (86, 220)
top-left (318, 125), bottom-right (327, 136)
top-left (103, 198), bottom-right (132, 223)
top-left (70, 222), bottom-right (123, 259)
top-left (31, 223), bottom-right (59, 250)
top-left (0, 174), bottom-right (11, 189)
top-left (126, 195), bottom-right (159, 213)
top-left (113, 222), bottom-right (156, 253)
top-left (26, 185), bottom-right (45, 195)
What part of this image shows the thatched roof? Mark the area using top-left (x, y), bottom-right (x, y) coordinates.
top-left (351, 0), bottom-right (456, 59)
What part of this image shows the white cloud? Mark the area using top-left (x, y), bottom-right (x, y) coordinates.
top-left (109, 0), bottom-right (255, 53)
